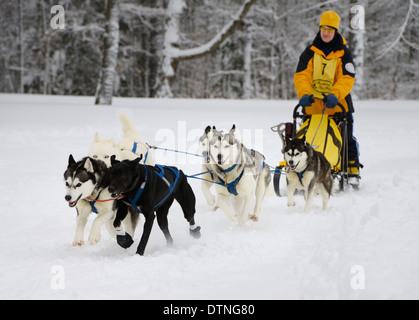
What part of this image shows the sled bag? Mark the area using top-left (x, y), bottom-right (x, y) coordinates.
top-left (296, 114), bottom-right (342, 171)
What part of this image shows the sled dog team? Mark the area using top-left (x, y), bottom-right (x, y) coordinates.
top-left (64, 114), bottom-right (332, 255)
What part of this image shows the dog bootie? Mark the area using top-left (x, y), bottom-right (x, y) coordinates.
top-left (189, 226), bottom-right (201, 239)
top-left (117, 232), bottom-right (134, 249)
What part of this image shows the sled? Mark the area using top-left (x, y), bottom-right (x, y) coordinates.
top-left (271, 102), bottom-right (349, 196)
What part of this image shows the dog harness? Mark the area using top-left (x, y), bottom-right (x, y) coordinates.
top-left (296, 168), bottom-right (307, 186)
top-left (218, 170), bottom-right (244, 196)
top-left (87, 191), bottom-right (124, 215)
top-left (88, 190), bottom-right (103, 214)
top-left (216, 151), bottom-right (266, 196)
top-left (89, 201), bottom-right (99, 214)
top-left (132, 141), bottom-right (150, 164)
top-left (127, 165), bottom-right (181, 213)
top-left (214, 163), bottom-right (244, 196)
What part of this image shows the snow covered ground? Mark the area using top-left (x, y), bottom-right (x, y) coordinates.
top-left (1, 94), bottom-right (419, 300)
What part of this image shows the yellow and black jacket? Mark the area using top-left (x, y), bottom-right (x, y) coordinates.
top-left (294, 32), bottom-right (355, 115)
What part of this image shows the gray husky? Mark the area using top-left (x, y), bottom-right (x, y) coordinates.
top-left (284, 137), bottom-right (333, 212)
top-left (208, 125), bottom-right (272, 224)
top-left (198, 125), bottom-right (223, 208)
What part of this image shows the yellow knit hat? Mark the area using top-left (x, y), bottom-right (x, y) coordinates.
top-left (319, 11), bottom-right (340, 30)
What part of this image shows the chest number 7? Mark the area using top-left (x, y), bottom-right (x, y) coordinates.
top-left (322, 63), bottom-right (327, 75)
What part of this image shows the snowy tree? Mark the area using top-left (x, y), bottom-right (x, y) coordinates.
top-left (347, 0), bottom-right (367, 99)
top-left (365, 0), bottom-right (419, 98)
top-left (95, 0), bottom-right (120, 105)
top-left (1, 0), bottom-right (418, 100)
top-left (156, 0), bottom-right (258, 97)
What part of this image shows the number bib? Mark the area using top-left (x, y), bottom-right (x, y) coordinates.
top-left (311, 53), bottom-right (337, 99)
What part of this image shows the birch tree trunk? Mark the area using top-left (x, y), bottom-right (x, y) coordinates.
top-left (350, 0), bottom-right (366, 99)
top-left (95, 0), bottom-right (120, 105)
top-left (18, 0), bottom-right (24, 93)
top-left (243, 33), bottom-right (253, 99)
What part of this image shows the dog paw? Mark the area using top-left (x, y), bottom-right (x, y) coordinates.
top-left (207, 196), bottom-right (216, 207)
top-left (249, 214), bottom-right (259, 222)
top-left (72, 240), bottom-right (84, 247)
top-left (226, 214), bottom-right (238, 223)
top-left (88, 230), bottom-right (101, 245)
top-left (189, 226), bottom-right (201, 239)
top-left (287, 201), bottom-right (296, 207)
top-left (117, 233), bottom-right (134, 249)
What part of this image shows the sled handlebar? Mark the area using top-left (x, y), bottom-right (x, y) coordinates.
top-left (293, 100), bottom-right (347, 120)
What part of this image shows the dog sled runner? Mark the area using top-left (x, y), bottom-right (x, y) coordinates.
top-left (271, 102), bottom-right (349, 196)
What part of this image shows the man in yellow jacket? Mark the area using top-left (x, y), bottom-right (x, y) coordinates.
top-left (294, 10), bottom-right (361, 187)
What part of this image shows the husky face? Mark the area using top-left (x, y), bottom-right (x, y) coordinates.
top-left (64, 155), bottom-right (97, 207)
top-left (199, 126), bottom-right (223, 163)
top-left (198, 126), bottom-right (213, 163)
top-left (209, 125), bottom-right (241, 166)
top-left (88, 132), bottom-right (118, 167)
top-left (284, 138), bottom-right (309, 172)
top-left (108, 156), bottom-right (143, 198)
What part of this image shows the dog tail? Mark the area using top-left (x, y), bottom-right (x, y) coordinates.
top-left (119, 113), bottom-right (143, 142)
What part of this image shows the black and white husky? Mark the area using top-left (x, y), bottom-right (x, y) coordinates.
top-left (64, 155), bottom-right (122, 246)
top-left (108, 156), bottom-right (201, 256)
top-left (208, 125), bottom-right (272, 224)
top-left (284, 137), bottom-right (333, 212)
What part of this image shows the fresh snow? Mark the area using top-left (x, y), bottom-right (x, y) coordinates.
top-left (1, 94), bottom-right (419, 300)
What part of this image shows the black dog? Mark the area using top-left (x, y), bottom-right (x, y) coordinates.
top-left (108, 155), bottom-right (201, 256)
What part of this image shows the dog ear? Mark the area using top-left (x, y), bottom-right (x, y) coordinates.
top-left (228, 133), bottom-right (235, 145)
top-left (94, 132), bottom-right (100, 142)
top-left (84, 157), bottom-right (94, 173)
top-left (68, 154), bottom-right (76, 166)
top-left (133, 154), bottom-right (143, 165)
top-left (229, 124), bottom-right (236, 134)
top-left (205, 125), bottom-right (212, 134)
top-left (110, 155), bottom-right (120, 165)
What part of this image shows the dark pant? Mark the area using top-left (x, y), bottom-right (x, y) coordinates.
top-left (346, 112), bottom-right (360, 162)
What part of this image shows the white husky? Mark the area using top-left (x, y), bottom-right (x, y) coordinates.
top-left (79, 113), bottom-right (154, 244)
top-left (208, 125), bottom-right (272, 224)
top-left (88, 113), bottom-right (155, 167)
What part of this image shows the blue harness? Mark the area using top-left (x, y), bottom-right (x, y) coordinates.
top-left (217, 160), bottom-right (265, 196)
top-left (88, 190), bottom-right (103, 214)
top-left (132, 142), bottom-right (150, 164)
top-left (218, 170), bottom-right (244, 196)
top-left (89, 201), bottom-right (99, 214)
top-left (216, 164), bottom-right (243, 196)
top-left (296, 168), bottom-right (307, 186)
top-left (127, 165), bottom-right (181, 213)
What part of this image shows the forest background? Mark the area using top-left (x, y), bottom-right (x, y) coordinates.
top-left (1, 0), bottom-right (418, 102)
